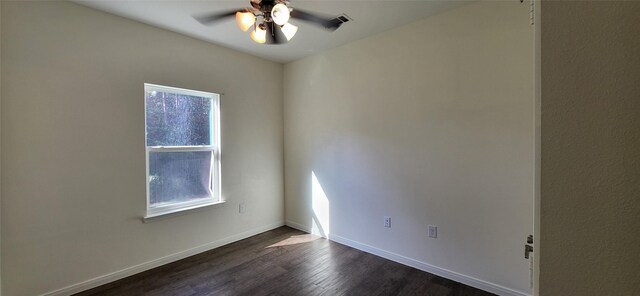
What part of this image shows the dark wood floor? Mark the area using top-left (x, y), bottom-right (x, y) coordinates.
top-left (75, 226), bottom-right (495, 296)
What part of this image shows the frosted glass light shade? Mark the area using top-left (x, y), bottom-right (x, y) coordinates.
top-left (271, 4), bottom-right (290, 26)
top-left (281, 23), bottom-right (298, 41)
top-left (250, 25), bottom-right (267, 44)
top-left (236, 11), bottom-right (256, 32)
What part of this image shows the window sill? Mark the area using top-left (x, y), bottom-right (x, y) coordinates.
top-left (142, 200), bottom-right (225, 223)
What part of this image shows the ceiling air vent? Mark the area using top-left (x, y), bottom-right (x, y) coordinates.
top-left (337, 14), bottom-right (352, 24)
top-left (327, 14), bottom-right (352, 30)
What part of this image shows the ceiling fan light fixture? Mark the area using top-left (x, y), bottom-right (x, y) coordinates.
top-left (235, 11), bottom-right (256, 32)
top-left (281, 23), bottom-right (298, 41)
top-left (271, 3), bottom-right (290, 26)
top-left (250, 24), bottom-right (267, 44)
top-left (195, 0), bottom-right (349, 46)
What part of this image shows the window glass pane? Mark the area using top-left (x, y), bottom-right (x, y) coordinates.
top-left (145, 91), bottom-right (212, 147)
top-left (148, 151), bottom-right (214, 206)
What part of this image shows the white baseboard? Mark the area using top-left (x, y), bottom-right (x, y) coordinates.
top-left (285, 220), bottom-right (530, 296)
top-left (42, 221), bottom-right (285, 296)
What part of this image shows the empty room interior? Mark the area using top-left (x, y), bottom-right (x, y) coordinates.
top-left (1, 1), bottom-right (638, 296)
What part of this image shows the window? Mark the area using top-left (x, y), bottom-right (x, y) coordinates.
top-left (144, 84), bottom-right (221, 218)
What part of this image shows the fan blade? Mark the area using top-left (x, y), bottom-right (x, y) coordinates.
top-left (265, 23), bottom-right (287, 45)
top-left (290, 9), bottom-right (344, 31)
top-left (194, 10), bottom-right (238, 25)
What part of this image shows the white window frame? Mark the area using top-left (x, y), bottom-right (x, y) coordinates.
top-left (144, 83), bottom-right (222, 219)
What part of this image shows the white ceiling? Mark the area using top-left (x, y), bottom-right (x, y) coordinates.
top-left (74, 1), bottom-right (469, 63)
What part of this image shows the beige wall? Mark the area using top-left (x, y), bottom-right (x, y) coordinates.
top-left (539, 1), bottom-right (640, 295)
top-left (284, 1), bottom-right (534, 295)
top-left (1, 2), bottom-right (284, 295)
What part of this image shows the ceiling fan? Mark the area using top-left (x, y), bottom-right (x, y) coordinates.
top-left (195, 0), bottom-right (349, 44)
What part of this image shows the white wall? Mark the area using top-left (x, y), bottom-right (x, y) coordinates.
top-left (539, 1), bottom-right (640, 295)
top-left (1, 2), bottom-right (284, 295)
top-left (0, 2), bottom-right (3, 295)
top-left (284, 1), bottom-right (533, 295)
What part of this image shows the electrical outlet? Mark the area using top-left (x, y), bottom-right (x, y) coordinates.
top-left (428, 225), bottom-right (437, 238)
top-left (384, 216), bottom-right (391, 228)
top-left (239, 202), bottom-right (246, 214)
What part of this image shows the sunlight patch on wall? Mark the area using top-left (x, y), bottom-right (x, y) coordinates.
top-left (311, 172), bottom-right (330, 238)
